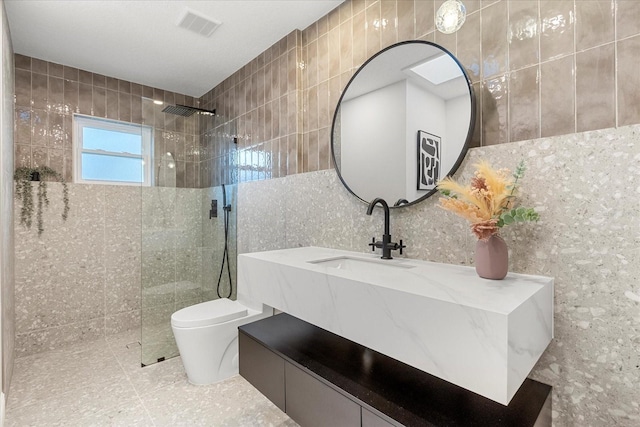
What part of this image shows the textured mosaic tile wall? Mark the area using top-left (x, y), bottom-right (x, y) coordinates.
top-left (13, 55), bottom-right (202, 188)
top-left (238, 124), bottom-right (640, 426)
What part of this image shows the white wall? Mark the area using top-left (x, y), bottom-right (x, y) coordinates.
top-left (444, 94), bottom-right (472, 172)
top-left (341, 81), bottom-right (406, 203)
top-left (405, 80), bottom-right (446, 201)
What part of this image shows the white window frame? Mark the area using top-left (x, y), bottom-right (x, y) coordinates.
top-left (73, 114), bottom-right (153, 186)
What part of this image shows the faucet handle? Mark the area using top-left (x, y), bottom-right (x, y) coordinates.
top-left (398, 239), bottom-right (406, 255)
top-left (369, 237), bottom-right (376, 251)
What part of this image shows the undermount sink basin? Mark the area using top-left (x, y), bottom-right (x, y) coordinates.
top-left (238, 246), bottom-right (553, 405)
top-left (308, 255), bottom-right (415, 273)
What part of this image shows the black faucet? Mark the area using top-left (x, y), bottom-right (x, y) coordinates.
top-left (366, 198), bottom-right (405, 259)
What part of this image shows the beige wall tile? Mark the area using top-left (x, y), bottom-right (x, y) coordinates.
top-left (92, 87), bottom-right (106, 117)
top-left (63, 65), bottom-right (78, 82)
top-left (48, 62), bottom-right (63, 78)
top-left (576, 43), bottom-right (615, 132)
top-left (328, 26), bottom-right (341, 79)
top-left (617, 35), bottom-right (640, 126)
top-left (307, 40), bottom-right (318, 88)
top-left (15, 54), bottom-right (30, 70)
top-left (352, 11), bottom-right (367, 68)
top-left (434, 27), bottom-right (456, 55)
top-left (318, 80), bottom-right (330, 130)
top-left (340, 20), bottom-right (353, 73)
top-left (308, 85), bottom-right (319, 131)
top-left (540, 0), bottom-right (574, 61)
top-left (15, 69), bottom-right (31, 108)
top-left (464, 0), bottom-right (480, 14)
top-left (31, 58), bottom-right (47, 75)
top-left (106, 76), bottom-right (118, 91)
top-left (48, 77), bottom-right (64, 113)
top-left (31, 72), bottom-right (48, 110)
top-left (381, 0), bottom-right (398, 48)
top-left (63, 79), bottom-right (79, 114)
top-left (15, 144), bottom-right (31, 168)
top-left (482, 74), bottom-right (509, 145)
top-left (106, 89), bottom-right (118, 120)
top-left (576, 0), bottom-right (614, 51)
top-left (93, 73), bottom-right (106, 88)
top-left (509, 65), bottom-right (540, 141)
top-left (617, 0), bottom-right (640, 39)
top-left (397, 0), bottom-right (415, 41)
top-left (415, 0), bottom-right (434, 37)
top-left (540, 54), bottom-right (575, 137)
top-left (78, 83), bottom-right (92, 115)
top-left (339, 0), bottom-right (353, 23)
top-left (308, 129), bottom-right (319, 172)
top-left (365, 3), bottom-right (382, 57)
top-left (32, 109), bottom-right (48, 147)
top-left (319, 127), bottom-right (331, 171)
top-left (47, 111), bottom-right (64, 149)
top-left (318, 33), bottom-right (330, 83)
top-left (78, 69), bottom-right (92, 85)
top-left (456, 11), bottom-right (480, 82)
top-left (508, 0), bottom-right (539, 70)
top-left (329, 6), bottom-right (341, 30)
top-left (15, 107), bottom-right (31, 145)
top-left (481, 1), bottom-right (508, 79)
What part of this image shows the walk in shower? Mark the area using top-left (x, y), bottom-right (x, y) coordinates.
top-left (139, 97), bottom-right (238, 366)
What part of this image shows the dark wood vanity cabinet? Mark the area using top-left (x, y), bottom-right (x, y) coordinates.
top-left (239, 313), bottom-right (551, 427)
top-left (237, 328), bottom-right (285, 411)
top-left (285, 362), bottom-right (361, 427)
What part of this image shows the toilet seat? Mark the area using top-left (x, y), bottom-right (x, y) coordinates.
top-left (171, 298), bottom-right (248, 328)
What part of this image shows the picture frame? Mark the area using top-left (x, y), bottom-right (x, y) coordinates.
top-left (417, 130), bottom-right (441, 191)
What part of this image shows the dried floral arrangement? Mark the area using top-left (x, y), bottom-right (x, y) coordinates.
top-left (14, 166), bottom-right (70, 236)
top-left (437, 160), bottom-right (539, 240)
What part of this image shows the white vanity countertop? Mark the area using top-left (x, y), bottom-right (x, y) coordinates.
top-left (238, 246), bottom-right (554, 406)
top-left (241, 246), bottom-right (552, 315)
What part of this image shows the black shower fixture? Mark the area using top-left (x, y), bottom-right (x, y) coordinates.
top-left (162, 104), bottom-right (216, 117)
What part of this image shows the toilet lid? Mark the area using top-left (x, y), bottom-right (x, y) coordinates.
top-left (171, 298), bottom-right (248, 328)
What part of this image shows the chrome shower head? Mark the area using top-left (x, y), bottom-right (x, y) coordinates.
top-left (161, 104), bottom-right (216, 117)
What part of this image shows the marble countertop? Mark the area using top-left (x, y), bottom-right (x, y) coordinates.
top-left (243, 246), bottom-right (553, 315)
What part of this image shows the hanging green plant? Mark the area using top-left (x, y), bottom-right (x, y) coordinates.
top-left (14, 166), bottom-right (70, 236)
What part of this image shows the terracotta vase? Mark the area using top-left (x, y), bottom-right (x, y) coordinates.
top-left (475, 234), bottom-right (508, 280)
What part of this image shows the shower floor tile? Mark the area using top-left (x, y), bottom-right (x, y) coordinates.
top-left (5, 331), bottom-right (297, 427)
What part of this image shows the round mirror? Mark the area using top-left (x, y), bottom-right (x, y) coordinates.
top-left (331, 40), bottom-right (475, 208)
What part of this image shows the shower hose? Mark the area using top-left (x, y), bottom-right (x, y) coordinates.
top-left (216, 184), bottom-right (233, 299)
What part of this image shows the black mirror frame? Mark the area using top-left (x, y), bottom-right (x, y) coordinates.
top-left (330, 40), bottom-right (476, 209)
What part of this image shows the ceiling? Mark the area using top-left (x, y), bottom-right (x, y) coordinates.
top-left (5, 0), bottom-right (343, 98)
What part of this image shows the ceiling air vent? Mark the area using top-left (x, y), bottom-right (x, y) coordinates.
top-left (177, 9), bottom-right (222, 38)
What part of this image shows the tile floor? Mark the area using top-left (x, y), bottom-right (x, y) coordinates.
top-left (5, 331), bottom-right (298, 426)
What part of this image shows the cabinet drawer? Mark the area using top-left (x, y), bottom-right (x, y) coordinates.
top-left (285, 362), bottom-right (360, 427)
top-left (362, 407), bottom-right (402, 427)
top-left (239, 332), bottom-right (285, 411)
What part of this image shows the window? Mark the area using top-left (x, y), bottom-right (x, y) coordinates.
top-left (73, 115), bottom-right (153, 186)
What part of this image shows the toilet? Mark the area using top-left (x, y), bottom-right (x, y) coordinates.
top-left (171, 298), bottom-right (272, 385)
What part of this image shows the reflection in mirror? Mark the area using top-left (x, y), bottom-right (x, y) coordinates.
top-left (331, 41), bottom-right (475, 208)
